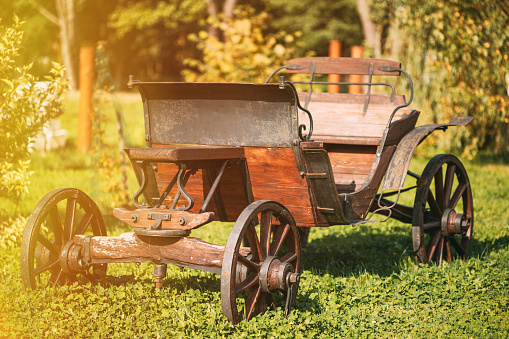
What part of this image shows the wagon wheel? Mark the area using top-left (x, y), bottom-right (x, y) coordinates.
top-left (412, 155), bottom-right (473, 264)
top-left (20, 188), bottom-right (107, 289)
top-left (221, 200), bottom-right (301, 324)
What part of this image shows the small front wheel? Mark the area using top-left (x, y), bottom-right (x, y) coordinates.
top-left (20, 188), bottom-right (107, 289)
top-left (221, 200), bottom-right (301, 324)
top-left (412, 155), bottom-right (474, 264)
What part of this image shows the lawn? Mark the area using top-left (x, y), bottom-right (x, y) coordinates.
top-left (0, 91), bottom-right (508, 338)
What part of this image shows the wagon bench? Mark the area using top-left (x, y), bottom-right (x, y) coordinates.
top-left (21, 57), bottom-right (473, 324)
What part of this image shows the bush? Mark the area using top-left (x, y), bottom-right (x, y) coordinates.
top-left (0, 16), bottom-right (67, 247)
top-left (182, 5), bottom-right (301, 83)
top-left (396, 1), bottom-right (509, 156)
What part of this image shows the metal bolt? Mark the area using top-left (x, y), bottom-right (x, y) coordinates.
top-left (289, 273), bottom-right (300, 284)
top-left (179, 217), bottom-right (188, 226)
top-left (131, 214), bottom-right (140, 223)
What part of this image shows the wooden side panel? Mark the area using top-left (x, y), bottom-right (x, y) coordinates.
top-left (324, 144), bottom-right (377, 193)
top-left (147, 144), bottom-right (321, 227)
top-left (244, 147), bottom-right (322, 227)
top-left (150, 144), bottom-right (249, 222)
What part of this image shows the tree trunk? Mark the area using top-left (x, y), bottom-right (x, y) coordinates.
top-left (223, 0), bottom-right (237, 20)
top-left (55, 0), bottom-right (77, 89)
top-left (204, 0), bottom-right (219, 38)
top-left (355, 0), bottom-right (381, 58)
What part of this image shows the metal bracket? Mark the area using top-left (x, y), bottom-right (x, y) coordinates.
top-left (362, 62), bottom-right (374, 116)
top-left (147, 212), bottom-right (171, 230)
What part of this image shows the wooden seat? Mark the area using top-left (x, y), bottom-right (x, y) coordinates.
top-left (283, 57), bottom-right (420, 194)
top-left (125, 146), bottom-right (245, 163)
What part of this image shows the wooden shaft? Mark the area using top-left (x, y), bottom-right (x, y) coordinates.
top-left (349, 46), bottom-right (364, 94)
top-left (77, 45), bottom-right (95, 152)
top-left (327, 40), bottom-right (341, 93)
top-left (74, 233), bottom-right (249, 274)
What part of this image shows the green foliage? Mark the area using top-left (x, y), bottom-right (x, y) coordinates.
top-left (0, 1), bottom-right (60, 77)
top-left (90, 43), bottom-right (130, 209)
top-left (0, 16), bottom-right (67, 249)
top-left (182, 5), bottom-right (301, 83)
top-left (394, 0), bottom-right (509, 156)
top-left (0, 16), bottom-right (67, 200)
top-left (263, 0), bottom-right (364, 57)
top-left (108, 0), bottom-right (207, 39)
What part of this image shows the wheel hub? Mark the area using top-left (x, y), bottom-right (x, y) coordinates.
top-left (59, 240), bottom-right (86, 274)
top-left (260, 256), bottom-right (299, 293)
top-left (441, 208), bottom-right (470, 236)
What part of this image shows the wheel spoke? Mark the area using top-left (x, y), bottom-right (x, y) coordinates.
top-left (64, 198), bottom-right (77, 241)
top-left (449, 237), bottom-right (466, 257)
top-left (266, 293), bottom-right (276, 311)
top-left (423, 220), bottom-right (441, 230)
top-left (269, 223), bottom-right (290, 256)
top-left (255, 293), bottom-right (267, 315)
top-left (436, 237), bottom-right (444, 264)
top-left (246, 223), bottom-right (263, 261)
top-left (237, 253), bottom-right (261, 272)
top-left (444, 164), bottom-right (456, 209)
top-left (235, 274), bottom-right (259, 295)
top-left (445, 239), bottom-right (452, 262)
top-left (449, 182), bottom-right (467, 210)
top-left (434, 166), bottom-right (445, 209)
top-left (33, 258), bottom-right (59, 276)
top-left (245, 287), bottom-right (261, 320)
top-left (259, 210), bottom-right (272, 257)
top-left (74, 212), bottom-right (94, 236)
top-left (426, 190), bottom-right (442, 218)
top-left (48, 206), bottom-right (64, 245)
top-left (281, 252), bottom-right (297, 264)
top-left (426, 231), bottom-right (441, 263)
top-left (49, 269), bottom-right (65, 286)
top-left (37, 234), bottom-right (60, 256)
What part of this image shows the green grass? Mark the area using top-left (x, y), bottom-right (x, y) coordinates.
top-left (1, 92), bottom-right (508, 337)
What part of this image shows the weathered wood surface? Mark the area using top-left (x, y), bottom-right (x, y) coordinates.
top-left (125, 146), bottom-right (245, 162)
top-left (287, 57), bottom-right (402, 75)
top-left (74, 233), bottom-right (249, 274)
top-left (147, 145), bottom-right (319, 227)
top-left (152, 155), bottom-right (250, 222)
top-left (297, 92), bottom-right (415, 143)
top-left (112, 208), bottom-right (214, 230)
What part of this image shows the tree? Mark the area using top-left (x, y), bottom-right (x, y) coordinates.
top-left (262, 0), bottom-right (364, 57)
top-left (182, 5), bottom-right (300, 83)
top-left (359, 0), bottom-right (509, 155)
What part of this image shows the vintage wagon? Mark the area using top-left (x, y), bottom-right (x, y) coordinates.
top-left (20, 57), bottom-right (473, 324)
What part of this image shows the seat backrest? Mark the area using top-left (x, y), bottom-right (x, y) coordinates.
top-left (132, 82), bottom-right (299, 148)
top-left (281, 57), bottom-right (417, 145)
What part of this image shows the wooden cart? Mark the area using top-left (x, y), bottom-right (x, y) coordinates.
top-left (20, 57), bottom-right (474, 324)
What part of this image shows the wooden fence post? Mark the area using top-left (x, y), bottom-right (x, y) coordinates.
top-left (77, 45), bottom-right (95, 153)
top-left (327, 40), bottom-right (341, 93)
top-left (349, 46), bottom-right (364, 94)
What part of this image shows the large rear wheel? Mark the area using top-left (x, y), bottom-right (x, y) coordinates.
top-left (412, 155), bottom-right (473, 264)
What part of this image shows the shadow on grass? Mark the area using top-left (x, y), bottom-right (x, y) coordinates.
top-left (301, 227), bottom-right (509, 278)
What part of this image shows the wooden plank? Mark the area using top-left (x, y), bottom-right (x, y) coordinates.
top-left (245, 147), bottom-right (300, 168)
top-left (287, 57), bottom-right (402, 75)
top-left (126, 146), bottom-right (245, 162)
top-left (298, 92), bottom-right (406, 106)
